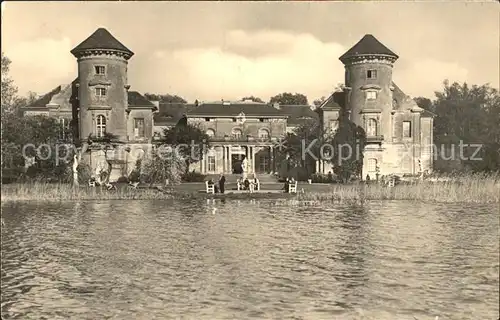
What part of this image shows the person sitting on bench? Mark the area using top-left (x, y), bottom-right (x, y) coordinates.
top-left (243, 178), bottom-right (250, 190)
top-left (283, 178), bottom-right (290, 193)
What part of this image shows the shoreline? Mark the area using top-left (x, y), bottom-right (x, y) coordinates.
top-left (2, 178), bottom-right (499, 204)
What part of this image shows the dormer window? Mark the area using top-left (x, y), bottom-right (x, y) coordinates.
top-left (95, 88), bottom-right (107, 97)
top-left (95, 66), bottom-right (106, 75)
top-left (367, 69), bottom-right (377, 79)
top-left (205, 118), bottom-right (211, 122)
top-left (366, 91), bottom-right (377, 100)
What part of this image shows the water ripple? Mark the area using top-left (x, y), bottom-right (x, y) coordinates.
top-left (1, 200), bottom-right (499, 319)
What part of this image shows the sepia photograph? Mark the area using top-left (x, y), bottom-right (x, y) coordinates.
top-left (1, 1), bottom-right (499, 319)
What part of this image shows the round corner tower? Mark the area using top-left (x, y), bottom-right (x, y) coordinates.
top-left (339, 34), bottom-right (398, 141)
top-left (70, 27), bottom-right (134, 143)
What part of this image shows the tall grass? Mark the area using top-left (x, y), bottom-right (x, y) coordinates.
top-left (299, 172), bottom-right (500, 204)
top-left (1, 183), bottom-right (176, 201)
top-left (1, 172), bottom-right (499, 203)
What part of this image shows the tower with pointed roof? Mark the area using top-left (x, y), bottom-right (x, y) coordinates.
top-left (340, 34), bottom-right (398, 141)
top-left (71, 27), bottom-right (134, 143)
top-left (336, 34), bottom-right (434, 178)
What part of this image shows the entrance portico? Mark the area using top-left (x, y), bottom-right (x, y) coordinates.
top-left (198, 143), bottom-right (276, 175)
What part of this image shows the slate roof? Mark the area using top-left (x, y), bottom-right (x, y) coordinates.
top-left (339, 34), bottom-right (398, 62)
top-left (128, 91), bottom-right (157, 109)
top-left (154, 103), bottom-right (191, 126)
top-left (24, 85), bottom-right (153, 111)
top-left (279, 105), bottom-right (319, 126)
top-left (23, 86), bottom-right (62, 109)
top-left (71, 28), bottom-right (133, 57)
top-left (187, 102), bottom-right (287, 117)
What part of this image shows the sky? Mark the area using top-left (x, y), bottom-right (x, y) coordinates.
top-left (2, 1), bottom-right (499, 104)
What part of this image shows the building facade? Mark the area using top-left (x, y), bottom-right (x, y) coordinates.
top-left (22, 28), bottom-right (433, 181)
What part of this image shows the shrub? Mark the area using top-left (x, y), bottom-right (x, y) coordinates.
top-left (181, 171), bottom-right (206, 182)
top-left (116, 176), bottom-right (129, 183)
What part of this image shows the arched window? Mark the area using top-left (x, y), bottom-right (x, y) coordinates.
top-left (367, 158), bottom-right (377, 172)
top-left (367, 118), bottom-right (378, 137)
top-left (258, 128), bottom-right (270, 139)
top-left (206, 129), bottom-right (215, 138)
top-left (96, 115), bottom-right (106, 138)
top-left (232, 128), bottom-right (243, 139)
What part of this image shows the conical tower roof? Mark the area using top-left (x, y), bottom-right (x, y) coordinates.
top-left (339, 34), bottom-right (398, 63)
top-left (71, 28), bottom-right (134, 59)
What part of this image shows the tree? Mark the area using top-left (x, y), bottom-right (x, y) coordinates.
top-left (281, 118), bottom-right (321, 179)
top-left (144, 93), bottom-right (187, 104)
top-left (160, 122), bottom-right (210, 173)
top-left (1, 52), bottom-right (18, 114)
top-left (414, 97), bottom-right (434, 113)
top-left (241, 96), bottom-right (264, 103)
top-left (426, 80), bottom-right (499, 173)
top-left (140, 146), bottom-right (186, 186)
top-left (269, 92), bottom-right (308, 105)
top-left (328, 118), bottom-right (366, 183)
top-left (313, 96), bottom-right (326, 108)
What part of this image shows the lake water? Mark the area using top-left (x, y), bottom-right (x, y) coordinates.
top-left (1, 200), bottom-right (498, 320)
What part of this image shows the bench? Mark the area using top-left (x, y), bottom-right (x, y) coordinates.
top-left (237, 179), bottom-right (260, 191)
top-left (205, 181), bottom-right (215, 194)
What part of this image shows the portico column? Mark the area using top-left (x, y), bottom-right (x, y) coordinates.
top-left (251, 146), bottom-right (256, 174)
top-left (228, 145), bottom-right (232, 173)
top-left (269, 146), bottom-right (274, 173)
top-left (201, 153), bottom-right (205, 173)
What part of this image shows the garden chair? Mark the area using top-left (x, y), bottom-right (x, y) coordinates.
top-left (105, 182), bottom-right (116, 191)
top-left (205, 181), bottom-right (215, 194)
top-left (129, 181), bottom-right (140, 189)
top-left (288, 181), bottom-right (298, 194)
top-left (88, 179), bottom-right (96, 187)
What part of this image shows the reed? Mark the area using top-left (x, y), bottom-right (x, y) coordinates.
top-left (299, 172), bottom-right (500, 204)
top-left (1, 172), bottom-right (498, 203)
top-left (0, 182), bottom-right (176, 201)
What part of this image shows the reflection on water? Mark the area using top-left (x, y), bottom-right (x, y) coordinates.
top-left (1, 200), bottom-right (499, 320)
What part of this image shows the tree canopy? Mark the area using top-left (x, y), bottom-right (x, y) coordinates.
top-left (415, 81), bottom-right (500, 172)
top-left (241, 96), bottom-right (264, 103)
top-left (144, 93), bottom-right (187, 104)
top-left (159, 122), bottom-right (210, 172)
top-left (269, 92), bottom-right (308, 105)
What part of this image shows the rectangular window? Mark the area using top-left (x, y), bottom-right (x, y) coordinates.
top-left (366, 91), bottom-right (377, 100)
top-left (403, 121), bottom-right (412, 138)
top-left (367, 158), bottom-right (377, 172)
top-left (95, 66), bottom-right (106, 75)
top-left (134, 118), bottom-right (145, 138)
top-left (367, 69), bottom-right (377, 79)
top-left (95, 88), bottom-right (107, 96)
top-left (207, 155), bottom-right (216, 172)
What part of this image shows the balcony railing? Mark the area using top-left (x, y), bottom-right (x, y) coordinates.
top-left (208, 135), bottom-right (276, 143)
top-left (365, 135), bottom-right (384, 143)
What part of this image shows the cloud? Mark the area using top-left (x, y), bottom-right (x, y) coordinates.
top-left (5, 37), bottom-right (76, 96)
top-left (396, 59), bottom-right (469, 98)
top-left (147, 30), bottom-right (347, 102)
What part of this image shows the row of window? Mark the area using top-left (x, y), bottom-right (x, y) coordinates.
top-left (203, 117), bottom-right (271, 123)
top-left (95, 115), bottom-right (145, 139)
top-left (365, 118), bottom-right (412, 138)
top-left (205, 128), bottom-right (270, 139)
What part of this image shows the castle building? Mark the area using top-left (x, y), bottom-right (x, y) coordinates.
top-left (22, 28), bottom-right (433, 180)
